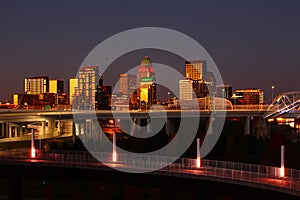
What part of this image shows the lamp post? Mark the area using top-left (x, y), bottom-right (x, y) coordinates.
top-left (280, 145), bottom-right (285, 177)
top-left (168, 92), bottom-right (171, 103)
top-left (31, 129), bottom-right (36, 158)
top-left (196, 138), bottom-right (201, 168)
top-left (137, 96), bottom-right (141, 110)
top-left (271, 85), bottom-right (275, 103)
top-left (112, 132), bottom-right (117, 162)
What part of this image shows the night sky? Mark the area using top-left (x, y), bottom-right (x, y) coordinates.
top-left (1, 1), bottom-right (300, 102)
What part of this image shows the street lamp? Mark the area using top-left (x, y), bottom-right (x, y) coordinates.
top-left (168, 92), bottom-right (171, 103)
top-left (137, 96), bottom-right (141, 110)
top-left (271, 85), bottom-right (275, 103)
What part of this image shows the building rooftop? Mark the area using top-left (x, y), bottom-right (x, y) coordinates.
top-left (141, 56), bottom-right (152, 65)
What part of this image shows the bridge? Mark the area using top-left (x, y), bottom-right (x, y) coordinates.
top-left (265, 91), bottom-right (300, 119)
top-left (1, 99), bottom-right (300, 144)
top-left (0, 108), bottom-right (270, 141)
top-left (0, 148), bottom-right (300, 198)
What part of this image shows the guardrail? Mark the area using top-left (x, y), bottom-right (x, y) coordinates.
top-left (0, 148), bottom-right (299, 194)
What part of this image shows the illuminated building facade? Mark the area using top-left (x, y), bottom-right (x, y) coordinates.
top-left (24, 76), bottom-right (49, 95)
top-left (73, 65), bottom-right (100, 110)
top-left (137, 56), bottom-right (156, 104)
top-left (69, 78), bottom-right (78, 105)
top-left (119, 73), bottom-right (137, 96)
top-left (179, 80), bottom-right (193, 100)
top-left (180, 59), bottom-right (214, 100)
top-left (49, 79), bottom-right (64, 94)
top-left (233, 88), bottom-right (264, 104)
top-left (185, 60), bottom-right (207, 80)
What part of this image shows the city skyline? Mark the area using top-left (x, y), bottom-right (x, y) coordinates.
top-left (1, 1), bottom-right (300, 102)
top-left (1, 2), bottom-right (300, 199)
top-left (6, 59), bottom-right (266, 106)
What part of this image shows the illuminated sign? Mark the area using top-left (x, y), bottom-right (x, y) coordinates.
top-left (140, 77), bottom-right (153, 82)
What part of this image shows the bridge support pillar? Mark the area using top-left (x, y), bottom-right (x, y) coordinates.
top-left (19, 126), bottom-right (23, 137)
top-left (244, 116), bottom-right (251, 135)
top-left (130, 118), bottom-right (138, 136)
top-left (85, 119), bottom-right (92, 141)
top-left (47, 120), bottom-right (55, 137)
top-left (72, 122), bottom-right (76, 143)
top-left (80, 123), bottom-right (84, 135)
top-left (166, 118), bottom-right (175, 136)
top-left (0, 123), bottom-right (4, 137)
top-left (41, 121), bottom-right (46, 137)
top-left (147, 118), bottom-right (152, 134)
top-left (14, 126), bottom-right (18, 137)
top-left (8, 123), bottom-right (12, 138)
top-left (57, 120), bottom-right (61, 136)
top-left (5, 123), bottom-right (8, 138)
top-left (75, 123), bottom-right (80, 136)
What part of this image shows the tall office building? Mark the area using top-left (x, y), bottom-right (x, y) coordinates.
top-left (185, 60), bottom-right (207, 80)
top-left (24, 76), bottom-right (49, 95)
top-left (73, 65), bottom-right (100, 110)
top-left (192, 80), bottom-right (210, 98)
top-left (95, 76), bottom-right (112, 110)
top-left (49, 79), bottom-right (64, 94)
top-left (137, 56), bottom-right (156, 104)
top-left (179, 80), bottom-right (194, 100)
top-left (69, 78), bottom-right (78, 105)
top-left (119, 73), bottom-right (137, 96)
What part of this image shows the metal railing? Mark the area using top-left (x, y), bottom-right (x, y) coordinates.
top-left (0, 148), bottom-right (299, 194)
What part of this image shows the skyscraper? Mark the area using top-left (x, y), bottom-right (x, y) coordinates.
top-left (73, 65), bottom-right (100, 110)
top-left (119, 73), bottom-right (137, 96)
top-left (24, 76), bottom-right (49, 95)
top-left (95, 76), bottom-right (112, 110)
top-left (49, 79), bottom-right (64, 94)
top-left (185, 60), bottom-right (207, 80)
top-left (181, 59), bottom-right (216, 99)
top-left (137, 56), bottom-right (156, 104)
top-left (69, 78), bottom-right (78, 105)
top-left (179, 80), bottom-right (193, 100)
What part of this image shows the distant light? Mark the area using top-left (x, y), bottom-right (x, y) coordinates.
top-left (280, 145), bottom-right (285, 177)
top-left (31, 147), bottom-right (36, 158)
top-left (112, 133), bottom-right (117, 162)
top-left (280, 166), bottom-right (285, 177)
top-left (196, 158), bottom-right (201, 168)
top-left (112, 151), bottom-right (117, 162)
top-left (196, 138), bottom-right (201, 168)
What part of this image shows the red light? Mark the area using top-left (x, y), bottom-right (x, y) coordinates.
top-left (31, 147), bottom-right (36, 158)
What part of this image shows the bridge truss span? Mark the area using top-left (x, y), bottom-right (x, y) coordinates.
top-left (265, 91), bottom-right (300, 119)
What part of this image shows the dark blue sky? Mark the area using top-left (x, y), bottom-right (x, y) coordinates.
top-left (1, 1), bottom-right (300, 102)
